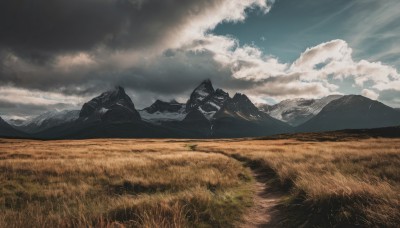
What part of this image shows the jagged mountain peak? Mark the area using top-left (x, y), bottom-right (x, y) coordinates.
top-left (185, 80), bottom-right (232, 119)
top-left (197, 88), bottom-right (230, 120)
top-left (186, 80), bottom-right (216, 112)
top-left (79, 86), bottom-right (140, 122)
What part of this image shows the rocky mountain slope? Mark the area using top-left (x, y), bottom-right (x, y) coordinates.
top-left (298, 95), bottom-right (400, 132)
top-left (258, 95), bottom-right (342, 126)
top-left (186, 79), bottom-right (230, 119)
top-left (79, 86), bottom-right (141, 123)
top-left (213, 93), bottom-right (292, 137)
top-left (17, 110), bottom-right (79, 133)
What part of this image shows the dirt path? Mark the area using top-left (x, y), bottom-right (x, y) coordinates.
top-left (238, 168), bottom-right (284, 228)
top-left (197, 148), bottom-right (284, 227)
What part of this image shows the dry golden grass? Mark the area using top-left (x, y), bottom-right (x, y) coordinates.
top-left (0, 137), bottom-right (399, 227)
top-left (0, 139), bottom-right (253, 227)
top-left (197, 138), bottom-right (400, 227)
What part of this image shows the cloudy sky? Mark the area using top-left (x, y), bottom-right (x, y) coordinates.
top-left (1, 0), bottom-right (399, 119)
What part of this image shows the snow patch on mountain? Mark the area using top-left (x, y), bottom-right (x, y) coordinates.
top-left (186, 79), bottom-right (215, 112)
top-left (258, 95), bottom-right (342, 126)
top-left (17, 110), bottom-right (80, 133)
top-left (23, 110), bottom-right (79, 127)
top-left (186, 81), bottom-right (230, 120)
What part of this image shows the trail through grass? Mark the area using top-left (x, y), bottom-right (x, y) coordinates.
top-left (198, 138), bottom-right (400, 227)
top-left (0, 137), bottom-right (399, 227)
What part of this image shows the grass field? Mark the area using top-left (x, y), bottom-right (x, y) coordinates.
top-left (0, 137), bottom-right (399, 227)
top-left (199, 138), bottom-right (400, 227)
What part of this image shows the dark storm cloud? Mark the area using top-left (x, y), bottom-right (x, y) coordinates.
top-left (113, 51), bottom-right (255, 95)
top-left (0, 0), bottom-right (227, 59)
top-left (0, 0), bottom-right (267, 100)
top-left (0, 43), bottom-right (262, 99)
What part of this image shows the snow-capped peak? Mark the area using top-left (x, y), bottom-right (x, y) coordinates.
top-left (260, 95), bottom-right (343, 126)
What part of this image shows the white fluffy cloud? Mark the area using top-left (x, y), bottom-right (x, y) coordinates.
top-left (188, 37), bottom-right (400, 104)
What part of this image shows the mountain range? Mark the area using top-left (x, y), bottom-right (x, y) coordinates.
top-left (1, 80), bottom-right (400, 139)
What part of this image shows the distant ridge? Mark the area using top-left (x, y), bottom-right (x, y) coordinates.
top-left (297, 95), bottom-right (400, 132)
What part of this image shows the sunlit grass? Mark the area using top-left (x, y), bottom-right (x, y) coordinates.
top-left (199, 138), bottom-right (400, 227)
top-left (0, 137), bottom-right (399, 227)
top-left (0, 139), bottom-right (253, 227)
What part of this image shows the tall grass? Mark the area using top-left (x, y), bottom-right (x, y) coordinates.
top-left (1, 137), bottom-right (399, 227)
top-left (199, 138), bottom-right (400, 227)
top-left (0, 139), bottom-right (253, 227)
